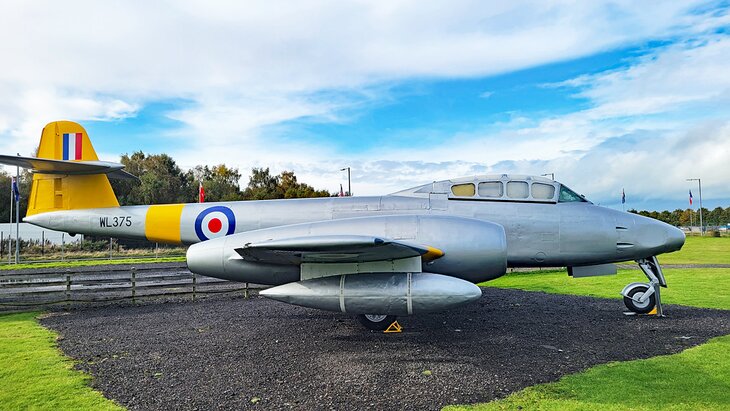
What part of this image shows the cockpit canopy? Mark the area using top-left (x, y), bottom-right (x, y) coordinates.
top-left (394, 174), bottom-right (589, 204)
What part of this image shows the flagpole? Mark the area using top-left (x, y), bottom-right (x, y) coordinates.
top-left (15, 162), bottom-right (19, 263)
top-left (8, 174), bottom-right (12, 264)
top-left (687, 178), bottom-right (703, 237)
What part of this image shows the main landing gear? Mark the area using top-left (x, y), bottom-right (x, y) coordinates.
top-left (621, 256), bottom-right (666, 316)
top-left (357, 314), bottom-right (397, 331)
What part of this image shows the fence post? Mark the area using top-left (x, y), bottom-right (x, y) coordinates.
top-left (65, 270), bottom-right (71, 311)
top-left (192, 273), bottom-right (197, 301)
top-left (131, 267), bottom-right (136, 304)
top-left (245, 282), bottom-right (249, 299)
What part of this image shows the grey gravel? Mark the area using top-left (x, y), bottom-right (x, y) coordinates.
top-left (40, 288), bottom-right (730, 410)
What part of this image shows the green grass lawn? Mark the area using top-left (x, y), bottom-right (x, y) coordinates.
top-left (0, 312), bottom-right (122, 410)
top-left (455, 243), bottom-right (730, 411)
top-left (445, 334), bottom-right (730, 411)
top-left (0, 256), bottom-right (185, 271)
top-left (1, 236), bottom-right (728, 410)
top-left (482, 268), bottom-right (730, 310)
top-left (651, 236), bottom-right (730, 265)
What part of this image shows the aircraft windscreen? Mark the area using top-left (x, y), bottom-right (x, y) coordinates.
top-left (558, 185), bottom-right (588, 202)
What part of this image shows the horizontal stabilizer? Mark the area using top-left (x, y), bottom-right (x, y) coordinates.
top-left (0, 155), bottom-right (138, 180)
top-left (235, 235), bottom-right (444, 264)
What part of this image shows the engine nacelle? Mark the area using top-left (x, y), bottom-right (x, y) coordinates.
top-left (186, 215), bottom-right (507, 285)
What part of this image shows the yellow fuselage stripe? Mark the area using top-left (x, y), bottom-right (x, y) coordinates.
top-left (145, 204), bottom-right (184, 244)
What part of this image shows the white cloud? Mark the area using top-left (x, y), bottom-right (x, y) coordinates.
top-left (0, 0), bottom-right (728, 208)
top-left (562, 34), bottom-right (730, 119)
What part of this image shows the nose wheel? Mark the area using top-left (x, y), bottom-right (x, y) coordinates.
top-left (621, 256), bottom-right (666, 316)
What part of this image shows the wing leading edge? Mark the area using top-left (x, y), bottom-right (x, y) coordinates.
top-left (234, 235), bottom-right (444, 265)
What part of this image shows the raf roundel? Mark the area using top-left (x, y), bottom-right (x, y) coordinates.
top-left (194, 206), bottom-right (236, 241)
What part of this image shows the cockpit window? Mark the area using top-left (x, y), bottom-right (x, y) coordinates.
top-left (478, 181), bottom-right (503, 198)
top-left (506, 181), bottom-right (529, 199)
top-left (531, 183), bottom-right (555, 200)
top-left (558, 185), bottom-right (586, 202)
top-left (451, 183), bottom-right (475, 197)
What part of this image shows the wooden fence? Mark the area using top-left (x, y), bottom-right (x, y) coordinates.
top-left (0, 262), bottom-right (256, 311)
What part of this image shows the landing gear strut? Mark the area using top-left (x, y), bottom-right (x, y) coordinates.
top-left (621, 256), bottom-right (666, 316)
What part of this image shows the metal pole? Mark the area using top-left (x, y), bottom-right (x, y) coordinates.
top-left (61, 233), bottom-right (65, 261)
top-left (8, 175), bottom-right (13, 264)
top-left (697, 178), bottom-right (705, 236)
top-left (41, 231), bottom-right (44, 256)
top-left (340, 167), bottom-right (351, 196)
top-left (687, 178), bottom-right (704, 236)
top-left (109, 237), bottom-right (113, 260)
top-left (15, 162), bottom-right (19, 263)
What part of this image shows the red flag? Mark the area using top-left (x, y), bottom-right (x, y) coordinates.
top-left (199, 182), bottom-right (205, 203)
top-left (339, 184), bottom-right (345, 197)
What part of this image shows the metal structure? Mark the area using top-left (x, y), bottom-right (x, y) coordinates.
top-left (687, 178), bottom-right (703, 236)
top-left (340, 166), bottom-right (351, 196)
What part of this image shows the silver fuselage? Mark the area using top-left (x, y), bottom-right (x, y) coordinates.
top-left (26, 193), bottom-right (685, 268)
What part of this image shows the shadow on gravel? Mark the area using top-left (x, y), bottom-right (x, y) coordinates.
top-left (40, 288), bottom-right (730, 411)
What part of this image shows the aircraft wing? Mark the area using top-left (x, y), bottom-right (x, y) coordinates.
top-left (234, 235), bottom-right (444, 264)
top-left (0, 155), bottom-right (138, 180)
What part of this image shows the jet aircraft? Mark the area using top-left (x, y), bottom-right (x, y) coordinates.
top-left (1, 121), bottom-right (685, 329)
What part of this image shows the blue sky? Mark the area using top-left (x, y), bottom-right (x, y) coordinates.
top-left (1, 1), bottom-right (729, 212)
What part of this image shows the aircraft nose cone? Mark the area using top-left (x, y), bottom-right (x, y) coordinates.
top-left (631, 215), bottom-right (685, 256)
top-left (664, 225), bottom-right (685, 253)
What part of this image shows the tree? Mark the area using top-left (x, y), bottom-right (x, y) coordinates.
top-left (0, 169), bottom-right (32, 222)
top-left (111, 151), bottom-right (194, 205)
top-left (278, 171), bottom-right (330, 199)
top-left (708, 207), bottom-right (724, 226)
top-left (243, 168), bottom-right (280, 200)
top-left (188, 164), bottom-right (244, 202)
top-left (242, 168), bottom-right (332, 200)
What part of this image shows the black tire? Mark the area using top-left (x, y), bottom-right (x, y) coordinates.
top-left (623, 285), bottom-right (656, 314)
top-left (356, 314), bottom-right (397, 331)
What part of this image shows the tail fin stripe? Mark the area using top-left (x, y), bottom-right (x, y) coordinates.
top-left (75, 133), bottom-right (82, 159)
top-left (62, 134), bottom-right (69, 160)
top-left (62, 133), bottom-right (83, 160)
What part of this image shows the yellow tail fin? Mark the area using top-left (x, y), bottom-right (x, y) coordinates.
top-left (27, 121), bottom-right (119, 216)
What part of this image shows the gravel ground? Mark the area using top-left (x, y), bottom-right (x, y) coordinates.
top-left (41, 289), bottom-right (729, 410)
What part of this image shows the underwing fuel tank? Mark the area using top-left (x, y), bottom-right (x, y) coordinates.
top-left (259, 272), bottom-right (482, 315)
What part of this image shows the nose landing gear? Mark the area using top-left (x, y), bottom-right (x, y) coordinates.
top-left (621, 256), bottom-right (666, 316)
